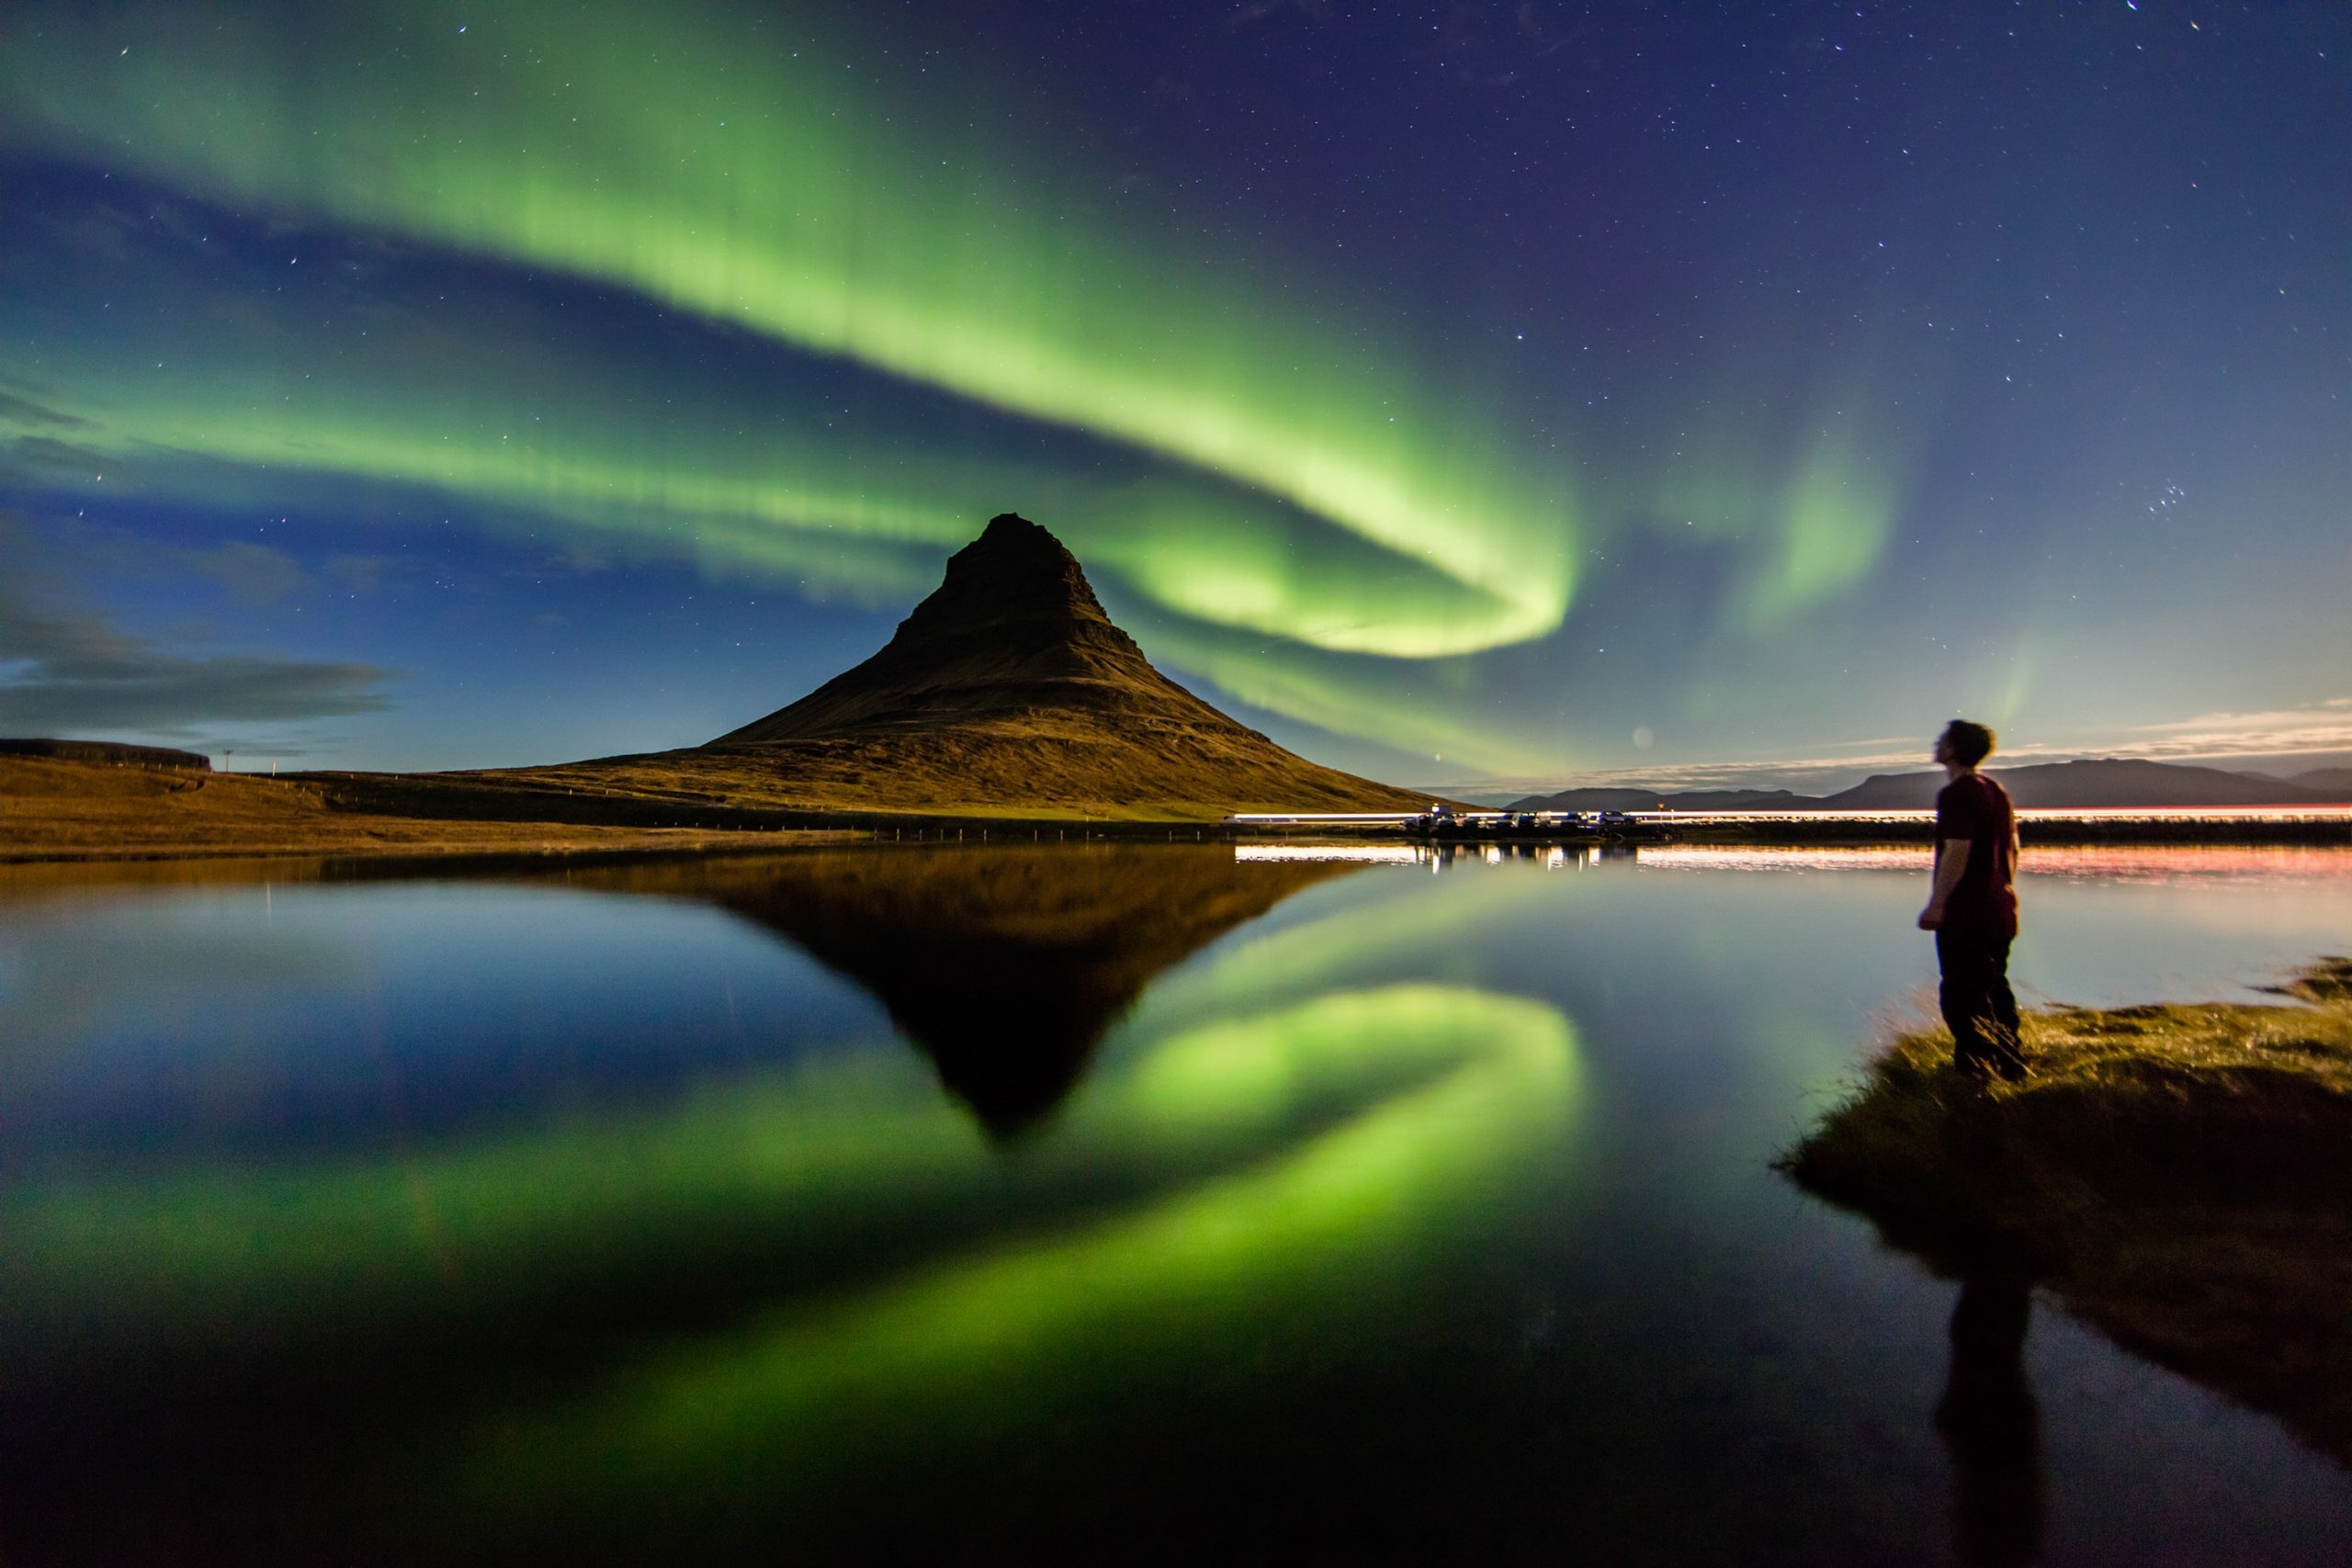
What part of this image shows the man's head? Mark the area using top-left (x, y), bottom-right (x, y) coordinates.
top-left (1935, 719), bottom-right (1996, 770)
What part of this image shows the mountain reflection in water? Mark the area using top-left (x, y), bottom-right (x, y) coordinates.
top-left (0, 845), bottom-right (1585, 1564)
top-left (569, 843), bottom-right (1364, 1134)
top-left (16, 846), bottom-right (2349, 1563)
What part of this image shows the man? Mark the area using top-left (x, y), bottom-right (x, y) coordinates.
top-left (1917, 719), bottom-right (2026, 1080)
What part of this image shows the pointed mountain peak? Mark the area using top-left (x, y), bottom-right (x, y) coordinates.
top-left (708, 512), bottom-right (1196, 746)
top-left (681, 513), bottom-right (1436, 813)
top-left (904, 513), bottom-right (1109, 636)
top-left (975, 511), bottom-right (1069, 556)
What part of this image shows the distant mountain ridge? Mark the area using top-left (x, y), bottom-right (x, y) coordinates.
top-left (1512, 758), bottom-right (2349, 813)
top-left (2283, 767), bottom-right (2352, 797)
top-left (1505, 786), bottom-right (1815, 812)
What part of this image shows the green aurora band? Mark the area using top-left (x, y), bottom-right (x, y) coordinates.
top-left (0, 991), bottom-right (1580, 1363)
top-left (36, 400), bottom-right (1530, 721)
top-left (0, 0), bottom-right (1577, 660)
top-left (0, 839), bottom-right (1596, 1534)
top-left (454, 987), bottom-right (1579, 1523)
top-left (1, 984), bottom-right (1581, 1520)
top-left (0, 204), bottom-right (1567, 764)
top-left (0, 1), bottom-right (1922, 773)
top-left (0, 341), bottom-right (1555, 765)
top-left (0, 856), bottom-right (1574, 1353)
top-left (0, 255), bottom-right (1532, 651)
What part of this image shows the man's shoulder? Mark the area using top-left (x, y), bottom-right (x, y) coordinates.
top-left (1936, 772), bottom-right (2011, 827)
top-left (1939, 772), bottom-right (2007, 804)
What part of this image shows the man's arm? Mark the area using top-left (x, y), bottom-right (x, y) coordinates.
top-left (1919, 839), bottom-right (1971, 930)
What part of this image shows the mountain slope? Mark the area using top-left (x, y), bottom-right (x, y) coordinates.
top-left (714, 512), bottom-right (1235, 744)
top-left (570, 844), bottom-right (1368, 1135)
top-left (494, 514), bottom-right (1439, 820)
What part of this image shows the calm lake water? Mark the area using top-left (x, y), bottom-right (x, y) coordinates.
top-left (2, 842), bottom-right (2348, 1564)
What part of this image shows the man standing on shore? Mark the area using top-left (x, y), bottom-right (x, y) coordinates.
top-left (1918, 719), bottom-right (2027, 1080)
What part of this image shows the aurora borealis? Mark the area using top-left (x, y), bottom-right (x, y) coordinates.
top-left (3, 2), bottom-right (2347, 786)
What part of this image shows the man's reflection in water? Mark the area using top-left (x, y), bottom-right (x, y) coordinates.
top-left (1936, 1271), bottom-right (2043, 1566)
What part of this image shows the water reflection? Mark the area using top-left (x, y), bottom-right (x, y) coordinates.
top-left (0, 846), bottom-right (1585, 1562)
top-left (1639, 843), bottom-right (2352, 884)
top-left (438, 985), bottom-right (1580, 1554)
top-left (561, 844), bottom-right (1368, 1134)
top-left (1938, 1272), bottom-right (2043, 1567)
top-left (6, 844), bottom-right (2351, 1562)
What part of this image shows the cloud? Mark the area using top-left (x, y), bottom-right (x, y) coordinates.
top-left (2125, 701), bottom-right (2352, 757)
top-left (0, 524), bottom-right (396, 734)
top-left (189, 540), bottom-right (310, 605)
top-left (322, 554), bottom-right (408, 595)
top-left (2, 434), bottom-right (112, 480)
top-left (0, 389), bottom-right (90, 429)
top-left (21, 518), bottom-right (343, 607)
top-left (0, 604), bottom-right (396, 732)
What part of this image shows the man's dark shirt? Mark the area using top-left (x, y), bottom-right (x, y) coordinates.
top-left (1935, 773), bottom-right (2018, 940)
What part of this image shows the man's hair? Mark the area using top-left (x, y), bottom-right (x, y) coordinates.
top-left (1940, 719), bottom-right (1996, 768)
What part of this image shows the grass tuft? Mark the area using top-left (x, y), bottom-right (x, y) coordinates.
top-left (1781, 958), bottom-right (2352, 1464)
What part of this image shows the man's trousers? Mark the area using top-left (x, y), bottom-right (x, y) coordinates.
top-left (1936, 928), bottom-right (2025, 1079)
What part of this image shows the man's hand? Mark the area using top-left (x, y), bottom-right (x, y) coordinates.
top-left (1921, 839), bottom-right (1968, 932)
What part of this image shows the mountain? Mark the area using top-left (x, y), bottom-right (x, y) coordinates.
top-left (571, 843), bottom-right (1369, 1135)
top-left (1505, 787), bottom-right (1659, 812)
top-left (1823, 759), bottom-right (2335, 810)
top-left (1507, 786), bottom-right (1811, 812)
top-left (715, 512), bottom-right (1232, 744)
top-left (1510, 759), bottom-right (2343, 814)
top-left (492, 514), bottom-right (1439, 819)
top-left (1672, 789), bottom-right (1818, 811)
top-left (2286, 768), bottom-right (2352, 801)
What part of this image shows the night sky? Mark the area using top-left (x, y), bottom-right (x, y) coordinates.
top-left (2, 1), bottom-right (2346, 793)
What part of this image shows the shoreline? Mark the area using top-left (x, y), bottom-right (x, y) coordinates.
top-left (1783, 957), bottom-right (2352, 1468)
top-left (1661, 815), bottom-right (2352, 847)
top-left (0, 814), bottom-right (1252, 868)
top-left (12, 821), bottom-right (2351, 865)
top-left (0, 754), bottom-right (1252, 866)
top-left (6, 753), bottom-right (2349, 864)
top-left (20, 819), bottom-right (2349, 867)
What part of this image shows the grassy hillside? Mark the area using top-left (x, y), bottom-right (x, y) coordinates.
top-left (484, 714), bottom-right (1437, 822)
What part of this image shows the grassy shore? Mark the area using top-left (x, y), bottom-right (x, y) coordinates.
top-left (0, 757), bottom-right (859, 863)
top-left (1783, 957), bottom-right (2352, 1465)
top-left (9, 748), bottom-right (2349, 863)
top-left (0, 755), bottom-right (1306, 863)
